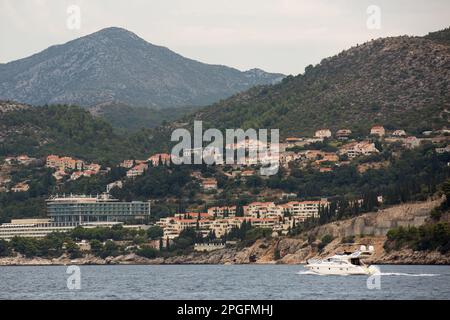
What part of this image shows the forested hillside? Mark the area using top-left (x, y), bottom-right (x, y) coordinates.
top-left (186, 29), bottom-right (450, 137)
top-left (0, 103), bottom-right (169, 164)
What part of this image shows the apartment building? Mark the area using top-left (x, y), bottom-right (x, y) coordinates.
top-left (46, 155), bottom-right (84, 171)
top-left (207, 206), bottom-right (237, 218)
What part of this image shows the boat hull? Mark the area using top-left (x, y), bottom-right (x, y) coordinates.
top-left (305, 263), bottom-right (371, 275)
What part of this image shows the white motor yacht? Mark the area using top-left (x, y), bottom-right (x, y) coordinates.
top-left (305, 245), bottom-right (378, 275)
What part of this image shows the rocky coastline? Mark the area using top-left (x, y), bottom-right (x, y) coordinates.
top-left (1, 198), bottom-right (449, 266)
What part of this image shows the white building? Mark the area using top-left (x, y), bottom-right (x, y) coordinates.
top-left (392, 130), bottom-right (406, 137)
top-left (314, 129), bottom-right (332, 139)
top-left (0, 219), bottom-right (140, 240)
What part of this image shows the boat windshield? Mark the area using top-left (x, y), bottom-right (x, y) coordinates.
top-left (327, 258), bottom-right (347, 264)
top-left (350, 258), bottom-right (361, 265)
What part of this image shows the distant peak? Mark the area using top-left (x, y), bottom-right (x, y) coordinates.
top-left (96, 26), bottom-right (132, 34)
top-left (88, 26), bottom-right (141, 40)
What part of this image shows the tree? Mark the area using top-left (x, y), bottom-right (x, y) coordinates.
top-left (0, 239), bottom-right (11, 257)
top-left (318, 234), bottom-right (334, 251)
top-left (100, 240), bottom-right (120, 258)
top-left (65, 240), bottom-right (82, 259)
top-left (136, 246), bottom-right (158, 259)
top-left (147, 226), bottom-right (164, 240)
top-left (90, 239), bottom-right (103, 256)
top-left (235, 205), bottom-right (244, 217)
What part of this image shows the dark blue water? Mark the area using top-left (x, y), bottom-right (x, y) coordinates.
top-left (0, 264), bottom-right (449, 299)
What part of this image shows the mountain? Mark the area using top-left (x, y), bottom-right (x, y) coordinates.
top-left (425, 27), bottom-right (450, 46)
top-left (88, 102), bottom-right (200, 132)
top-left (0, 27), bottom-right (284, 109)
top-left (186, 28), bottom-right (450, 136)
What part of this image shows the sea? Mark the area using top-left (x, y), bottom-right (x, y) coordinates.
top-left (0, 264), bottom-right (449, 300)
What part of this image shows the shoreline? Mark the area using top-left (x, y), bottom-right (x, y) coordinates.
top-left (1, 253), bottom-right (449, 267)
top-left (1, 262), bottom-right (449, 267)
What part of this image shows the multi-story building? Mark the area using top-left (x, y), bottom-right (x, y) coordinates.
top-left (46, 155), bottom-right (84, 171)
top-left (0, 219), bottom-right (123, 240)
top-left (207, 206), bottom-right (236, 217)
top-left (279, 200), bottom-right (328, 221)
top-left (46, 194), bottom-right (151, 224)
top-left (244, 202), bottom-right (277, 217)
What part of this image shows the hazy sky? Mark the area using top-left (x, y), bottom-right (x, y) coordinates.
top-left (1, 0), bottom-right (449, 75)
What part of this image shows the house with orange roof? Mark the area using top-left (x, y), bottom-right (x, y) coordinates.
top-left (126, 163), bottom-right (148, 178)
top-left (370, 125), bottom-right (385, 137)
top-left (148, 153), bottom-right (171, 166)
top-left (11, 182), bottom-right (30, 193)
top-left (120, 159), bottom-right (135, 168)
top-left (336, 129), bottom-right (352, 140)
top-left (201, 178), bottom-right (218, 191)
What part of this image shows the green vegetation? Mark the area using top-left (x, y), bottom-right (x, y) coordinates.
top-left (0, 239), bottom-right (11, 257)
top-left (341, 235), bottom-right (355, 244)
top-left (182, 32), bottom-right (449, 137)
top-left (93, 103), bottom-right (201, 132)
top-left (70, 224), bottom-right (146, 242)
top-left (110, 165), bottom-right (195, 201)
top-left (384, 223), bottom-right (450, 254)
top-left (318, 234), bottom-right (334, 251)
top-left (425, 27), bottom-right (450, 46)
top-left (147, 226), bottom-right (164, 240)
top-left (273, 248), bottom-right (281, 260)
top-left (9, 233), bottom-right (65, 258)
top-left (136, 246), bottom-right (159, 259)
top-left (0, 105), bottom-right (168, 164)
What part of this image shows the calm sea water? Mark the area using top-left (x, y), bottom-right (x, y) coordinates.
top-left (0, 264), bottom-right (449, 300)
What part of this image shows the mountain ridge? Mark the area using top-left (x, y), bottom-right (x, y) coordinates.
top-left (184, 29), bottom-right (450, 136)
top-left (0, 27), bottom-right (284, 109)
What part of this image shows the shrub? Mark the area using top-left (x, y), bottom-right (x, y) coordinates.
top-left (318, 234), bottom-right (334, 251)
top-left (341, 235), bottom-right (355, 244)
top-left (0, 239), bottom-right (11, 257)
top-left (136, 246), bottom-right (159, 259)
top-left (147, 226), bottom-right (164, 240)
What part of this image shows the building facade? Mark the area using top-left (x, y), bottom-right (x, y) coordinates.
top-left (46, 194), bottom-right (151, 224)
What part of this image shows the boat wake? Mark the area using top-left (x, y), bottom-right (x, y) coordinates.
top-left (377, 272), bottom-right (439, 277)
top-left (296, 270), bottom-right (325, 276)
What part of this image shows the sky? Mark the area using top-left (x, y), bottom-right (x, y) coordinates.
top-left (0, 0), bottom-right (449, 75)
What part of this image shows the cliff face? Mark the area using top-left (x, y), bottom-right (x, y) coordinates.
top-left (308, 200), bottom-right (438, 239)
